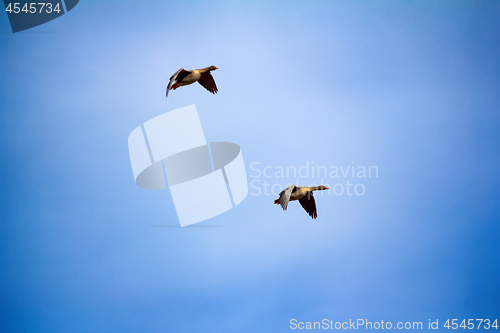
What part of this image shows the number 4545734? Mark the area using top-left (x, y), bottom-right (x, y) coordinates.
top-left (444, 319), bottom-right (498, 329)
top-left (5, 3), bottom-right (61, 14)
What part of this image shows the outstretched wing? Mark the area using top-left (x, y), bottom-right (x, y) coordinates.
top-left (277, 185), bottom-right (296, 210)
top-left (197, 72), bottom-right (218, 94)
top-left (299, 192), bottom-right (317, 219)
top-left (166, 68), bottom-right (186, 97)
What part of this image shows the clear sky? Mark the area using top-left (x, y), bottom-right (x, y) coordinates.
top-left (1, 1), bottom-right (499, 332)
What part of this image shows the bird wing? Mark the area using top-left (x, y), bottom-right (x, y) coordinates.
top-left (277, 185), bottom-right (296, 210)
top-left (166, 68), bottom-right (187, 97)
top-left (197, 71), bottom-right (218, 94)
top-left (299, 192), bottom-right (317, 219)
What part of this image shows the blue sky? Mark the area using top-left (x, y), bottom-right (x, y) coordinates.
top-left (1, 1), bottom-right (499, 332)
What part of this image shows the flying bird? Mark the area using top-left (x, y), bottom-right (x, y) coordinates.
top-left (274, 185), bottom-right (329, 219)
top-left (166, 66), bottom-right (219, 97)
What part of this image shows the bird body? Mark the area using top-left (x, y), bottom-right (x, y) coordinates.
top-left (166, 66), bottom-right (218, 97)
top-left (274, 185), bottom-right (329, 219)
top-left (285, 186), bottom-right (309, 202)
top-left (171, 70), bottom-right (201, 88)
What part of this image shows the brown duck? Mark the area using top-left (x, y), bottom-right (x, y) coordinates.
top-left (166, 66), bottom-right (218, 97)
top-left (274, 185), bottom-right (329, 219)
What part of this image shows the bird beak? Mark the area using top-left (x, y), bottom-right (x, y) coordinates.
top-left (215, 67), bottom-right (219, 69)
top-left (325, 187), bottom-right (329, 189)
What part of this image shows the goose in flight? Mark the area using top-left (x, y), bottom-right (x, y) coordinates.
top-left (274, 185), bottom-right (329, 219)
top-left (166, 66), bottom-right (219, 97)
